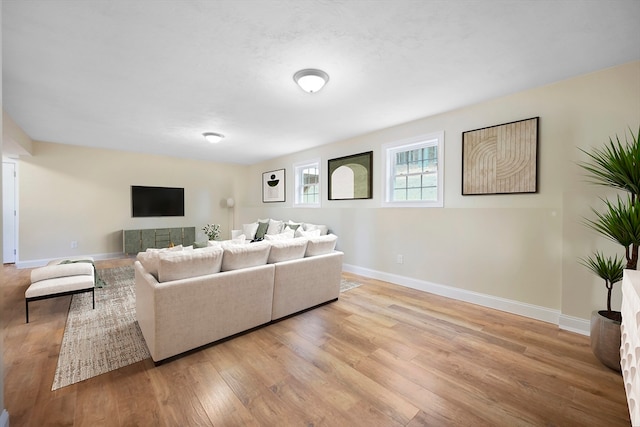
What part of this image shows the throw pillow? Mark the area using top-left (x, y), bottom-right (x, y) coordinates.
top-left (299, 229), bottom-right (321, 238)
top-left (255, 221), bottom-right (269, 240)
top-left (193, 241), bottom-right (208, 249)
top-left (286, 220), bottom-right (302, 230)
top-left (266, 219), bottom-right (284, 235)
top-left (303, 223), bottom-right (329, 235)
top-left (264, 228), bottom-right (295, 240)
top-left (242, 222), bottom-right (259, 240)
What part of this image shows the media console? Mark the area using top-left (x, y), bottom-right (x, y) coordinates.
top-left (123, 227), bottom-right (196, 255)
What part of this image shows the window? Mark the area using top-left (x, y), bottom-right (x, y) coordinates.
top-left (383, 131), bottom-right (444, 207)
top-left (294, 159), bottom-right (320, 207)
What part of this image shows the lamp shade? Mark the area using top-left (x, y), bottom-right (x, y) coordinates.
top-left (226, 197), bottom-right (235, 208)
top-left (293, 69), bottom-right (329, 93)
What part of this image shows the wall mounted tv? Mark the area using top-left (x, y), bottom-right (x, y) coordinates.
top-left (131, 186), bottom-right (184, 217)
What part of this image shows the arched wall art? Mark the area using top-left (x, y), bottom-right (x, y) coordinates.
top-left (462, 117), bottom-right (539, 195)
top-left (328, 151), bottom-right (373, 200)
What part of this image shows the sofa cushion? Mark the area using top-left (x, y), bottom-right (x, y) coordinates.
top-left (221, 241), bottom-right (271, 271)
top-left (136, 245), bottom-right (184, 279)
top-left (305, 234), bottom-right (338, 257)
top-left (157, 246), bottom-right (224, 282)
top-left (267, 238), bottom-right (308, 263)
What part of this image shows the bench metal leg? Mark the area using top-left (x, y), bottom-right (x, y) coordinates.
top-left (26, 299), bottom-right (30, 323)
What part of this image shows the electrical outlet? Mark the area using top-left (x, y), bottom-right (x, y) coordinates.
top-left (71, 241), bottom-right (78, 249)
top-left (396, 254), bottom-right (403, 264)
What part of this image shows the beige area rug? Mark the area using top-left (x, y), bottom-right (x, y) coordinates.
top-left (52, 265), bottom-right (361, 390)
top-left (51, 265), bottom-right (150, 390)
top-left (340, 278), bottom-right (362, 292)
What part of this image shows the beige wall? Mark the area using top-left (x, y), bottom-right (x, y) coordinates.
top-left (7, 61), bottom-right (639, 330)
top-left (18, 142), bottom-right (243, 262)
top-left (239, 61), bottom-right (640, 323)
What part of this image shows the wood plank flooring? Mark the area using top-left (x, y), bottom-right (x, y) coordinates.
top-left (2, 258), bottom-right (631, 426)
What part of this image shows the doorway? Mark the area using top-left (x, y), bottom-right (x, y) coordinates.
top-left (3, 161), bottom-right (17, 263)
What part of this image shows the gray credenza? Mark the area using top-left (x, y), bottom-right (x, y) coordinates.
top-left (123, 227), bottom-right (196, 254)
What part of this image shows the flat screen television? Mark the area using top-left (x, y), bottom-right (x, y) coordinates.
top-left (131, 185), bottom-right (184, 217)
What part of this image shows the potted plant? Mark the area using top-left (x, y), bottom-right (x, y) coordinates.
top-left (579, 127), bottom-right (640, 371)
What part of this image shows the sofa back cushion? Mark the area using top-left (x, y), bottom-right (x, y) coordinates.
top-left (305, 234), bottom-right (338, 257)
top-left (136, 245), bottom-right (184, 279)
top-left (221, 241), bottom-right (271, 271)
top-left (267, 238), bottom-right (308, 263)
top-left (157, 246), bottom-right (224, 282)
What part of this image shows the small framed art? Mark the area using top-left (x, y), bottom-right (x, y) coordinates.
top-left (262, 169), bottom-right (286, 202)
top-left (328, 151), bottom-right (373, 200)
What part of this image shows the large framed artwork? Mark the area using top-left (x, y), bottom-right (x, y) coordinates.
top-left (328, 151), bottom-right (373, 200)
top-left (462, 117), bottom-right (539, 195)
top-left (262, 169), bottom-right (286, 203)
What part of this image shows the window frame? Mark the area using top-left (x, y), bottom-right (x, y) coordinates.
top-left (382, 131), bottom-right (445, 208)
top-left (293, 159), bottom-right (321, 207)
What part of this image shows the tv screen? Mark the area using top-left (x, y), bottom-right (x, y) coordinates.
top-left (131, 186), bottom-right (184, 217)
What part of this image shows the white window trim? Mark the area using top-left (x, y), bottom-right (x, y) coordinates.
top-left (293, 158), bottom-right (321, 208)
top-left (381, 131), bottom-right (444, 208)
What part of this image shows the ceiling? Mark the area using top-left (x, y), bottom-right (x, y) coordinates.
top-left (3, 1), bottom-right (639, 165)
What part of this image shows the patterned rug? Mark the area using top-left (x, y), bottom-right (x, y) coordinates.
top-left (340, 278), bottom-right (362, 292)
top-left (52, 265), bottom-right (361, 390)
top-left (51, 265), bottom-right (150, 390)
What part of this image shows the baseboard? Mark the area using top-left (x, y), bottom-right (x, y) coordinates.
top-left (0, 409), bottom-right (9, 427)
top-left (342, 263), bottom-right (589, 334)
top-left (559, 314), bottom-right (590, 336)
top-left (15, 252), bottom-right (125, 269)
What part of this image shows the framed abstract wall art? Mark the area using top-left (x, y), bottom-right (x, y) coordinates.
top-left (462, 117), bottom-right (539, 195)
top-left (328, 151), bottom-right (373, 200)
top-left (262, 168), bottom-right (286, 202)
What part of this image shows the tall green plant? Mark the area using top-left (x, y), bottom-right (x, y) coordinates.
top-left (579, 127), bottom-right (640, 270)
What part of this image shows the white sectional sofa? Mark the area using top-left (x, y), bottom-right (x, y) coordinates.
top-left (135, 232), bottom-right (343, 363)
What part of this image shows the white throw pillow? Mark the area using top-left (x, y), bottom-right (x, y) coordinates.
top-left (305, 234), bottom-right (338, 257)
top-left (267, 238), bottom-right (308, 263)
top-left (298, 229), bottom-right (321, 238)
top-left (303, 223), bottom-right (329, 235)
top-left (266, 219), bottom-right (284, 235)
top-left (264, 228), bottom-right (295, 240)
top-left (157, 245), bottom-right (224, 282)
top-left (242, 222), bottom-right (259, 240)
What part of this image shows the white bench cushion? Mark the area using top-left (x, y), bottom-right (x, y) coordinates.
top-left (26, 274), bottom-right (94, 298)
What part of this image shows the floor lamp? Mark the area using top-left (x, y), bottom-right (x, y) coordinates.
top-left (226, 197), bottom-right (235, 238)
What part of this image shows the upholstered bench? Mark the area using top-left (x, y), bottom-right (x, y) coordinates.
top-left (25, 258), bottom-right (96, 323)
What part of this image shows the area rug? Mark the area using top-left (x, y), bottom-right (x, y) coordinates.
top-left (51, 265), bottom-right (150, 390)
top-left (340, 278), bottom-right (362, 292)
top-left (52, 265), bottom-right (361, 390)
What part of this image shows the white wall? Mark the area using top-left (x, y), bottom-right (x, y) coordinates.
top-left (238, 61), bottom-right (640, 327)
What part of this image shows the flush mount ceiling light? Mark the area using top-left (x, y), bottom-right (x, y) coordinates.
top-left (293, 69), bottom-right (329, 93)
top-left (202, 132), bottom-right (224, 143)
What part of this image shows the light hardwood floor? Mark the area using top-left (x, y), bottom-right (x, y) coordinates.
top-left (2, 258), bottom-right (631, 426)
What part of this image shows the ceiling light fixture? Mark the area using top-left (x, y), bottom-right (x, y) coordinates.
top-left (293, 69), bottom-right (329, 93)
top-left (202, 132), bottom-right (224, 143)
